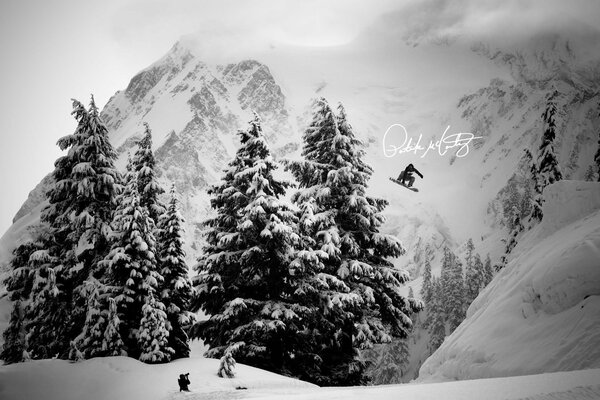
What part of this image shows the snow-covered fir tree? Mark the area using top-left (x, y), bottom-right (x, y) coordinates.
top-left (133, 122), bottom-right (166, 224)
top-left (284, 99), bottom-right (421, 385)
top-left (483, 254), bottom-right (494, 286)
top-left (369, 339), bottom-right (410, 384)
top-left (523, 148), bottom-right (543, 224)
top-left (193, 114), bottom-right (311, 379)
top-left (1, 241), bottom-right (39, 363)
top-left (23, 248), bottom-right (70, 359)
top-left (538, 91), bottom-right (563, 186)
top-left (464, 239), bottom-right (480, 305)
top-left (426, 278), bottom-right (446, 353)
top-left (473, 253), bottom-right (486, 292)
top-left (156, 185), bottom-right (194, 359)
top-left (584, 165), bottom-right (596, 181)
top-left (103, 297), bottom-right (127, 357)
top-left (138, 292), bottom-right (171, 363)
top-left (420, 257), bottom-right (433, 305)
top-left (71, 279), bottom-right (108, 359)
top-left (102, 157), bottom-right (171, 361)
top-left (531, 91), bottom-right (563, 222)
top-left (439, 246), bottom-right (453, 312)
top-left (3, 97), bottom-right (121, 361)
top-left (446, 254), bottom-right (465, 333)
top-left (499, 205), bottom-right (524, 270)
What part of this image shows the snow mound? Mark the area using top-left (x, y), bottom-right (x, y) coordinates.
top-left (418, 180), bottom-right (600, 382)
top-left (0, 356), bottom-right (317, 400)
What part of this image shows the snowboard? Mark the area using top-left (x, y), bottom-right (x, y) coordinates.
top-left (389, 177), bottom-right (419, 192)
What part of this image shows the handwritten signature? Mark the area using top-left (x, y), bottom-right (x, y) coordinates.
top-left (382, 124), bottom-right (482, 158)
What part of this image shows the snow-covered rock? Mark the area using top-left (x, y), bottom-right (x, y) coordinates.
top-left (418, 180), bottom-right (600, 382)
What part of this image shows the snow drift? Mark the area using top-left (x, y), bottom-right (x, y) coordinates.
top-left (418, 180), bottom-right (600, 382)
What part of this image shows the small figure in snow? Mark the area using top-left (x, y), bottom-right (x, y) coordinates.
top-left (397, 163), bottom-right (423, 188)
top-left (217, 352), bottom-right (236, 378)
top-left (178, 373), bottom-right (190, 392)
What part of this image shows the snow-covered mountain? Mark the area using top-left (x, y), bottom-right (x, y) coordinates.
top-left (1, 8), bottom-right (600, 385)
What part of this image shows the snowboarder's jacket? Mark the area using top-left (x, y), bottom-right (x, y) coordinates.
top-left (403, 163), bottom-right (423, 179)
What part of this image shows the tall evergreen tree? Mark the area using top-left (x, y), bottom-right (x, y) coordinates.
top-left (133, 122), bottom-right (166, 224)
top-left (138, 292), bottom-right (171, 363)
top-left (530, 91), bottom-right (563, 222)
top-left (538, 91), bottom-right (563, 187)
top-left (1, 241), bottom-right (39, 363)
top-left (193, 114), bottom-right (313, 378)
top-left (284, 99), bottom-right (420, 385)
top-left (157, 185), bottom-right (194, 359)
top-left (523, 148), bottom-right (543, 223)
top-left (7, 97), bottom-right (121, 360)
top-left (426, 278), bottom-right (446, 353)
top-left (71, 279), bottom-right (108, 359)
top-left (369, 339), bottom-right (410, 384)
top-left (464, 246), bottom-right (481, 306)
top-left (420, 257), bottom-right (433, 305)
top-left (483, 254), bottom-right (494, 286)
top-left (509, 207), bottom-right (524, 247)
top-left (472, 253), bottom-right (485, 293)
top-left (446, 257), bottom-right (465, 333)
top-left (102, 158), bottom-right (171, 361)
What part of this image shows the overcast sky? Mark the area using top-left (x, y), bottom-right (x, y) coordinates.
top-left (0, 0), bottom-right (599, 235)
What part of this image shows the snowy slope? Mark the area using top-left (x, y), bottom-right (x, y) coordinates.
top-left (0, 355), bottom-right (599, 400)
top-left (418, 180), bottom-right (600, 381)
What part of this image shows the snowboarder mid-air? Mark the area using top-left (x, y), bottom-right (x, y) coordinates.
top-left (178, 373), bottom-right (190, 392)
top-left (397, 163), bottom-right (424, 188)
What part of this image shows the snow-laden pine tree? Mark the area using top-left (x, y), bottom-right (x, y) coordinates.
top-left (1, 241), bottom-right (39, 363)
top-left (499, 205), bottom-right (524, 270)
top-left (538, 91), bottom-right (563, 186)
top-left (420, 257), bottom-right (433, 305)
top-left (584, 165), bottom-right (596, 181)
top-left (71, 279), bottom-right (107, 359)
top-left (138, 292), bottom-right (171, 363)
top-left (102, 158), bottom-right (171, 361)
top-left (157, 185), bottom-right (194, 359)
top-left (439, 246), bottom-right (453, 313)
top-left (19, 97), bottom-right (121, 360)
top-left (446, 256), bottom-right (465, 333)
top-left (133, 122), bottom-right (166, 224)
top-left (523, 148), bottom-right (543, 224)
top-left (103, 297), bottom-right (127, 356)
top-left (23, 249), bottom-right (70, 359)
top-left (464, 239), bottom-right (480, 306)
top-left (369, 339), bottom-right (410, 384)
top-left (472, 253), bottom-right (485, 292)
top-left (285, 99), bottom-right (420, 385)
top-left (483, 254), bottom-right (494, 286)
top-left (193, 114), bottom-right (310, 378)
top-left (426, 278), bottom-right (446, 353)
top-left (531, 91), bottom-right (564, 222)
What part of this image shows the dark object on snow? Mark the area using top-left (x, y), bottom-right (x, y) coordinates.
top-left (178, 373), bottom-right (190, 392)
top-left (236, 386), bottom-right (248, 390)
top-left (396, 163), bottom-right (423, 188)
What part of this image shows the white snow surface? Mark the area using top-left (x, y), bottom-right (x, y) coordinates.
top-left (0, 356), bottom-right (599, 400)
top-left (418, 180), bottom-right (600, 382)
